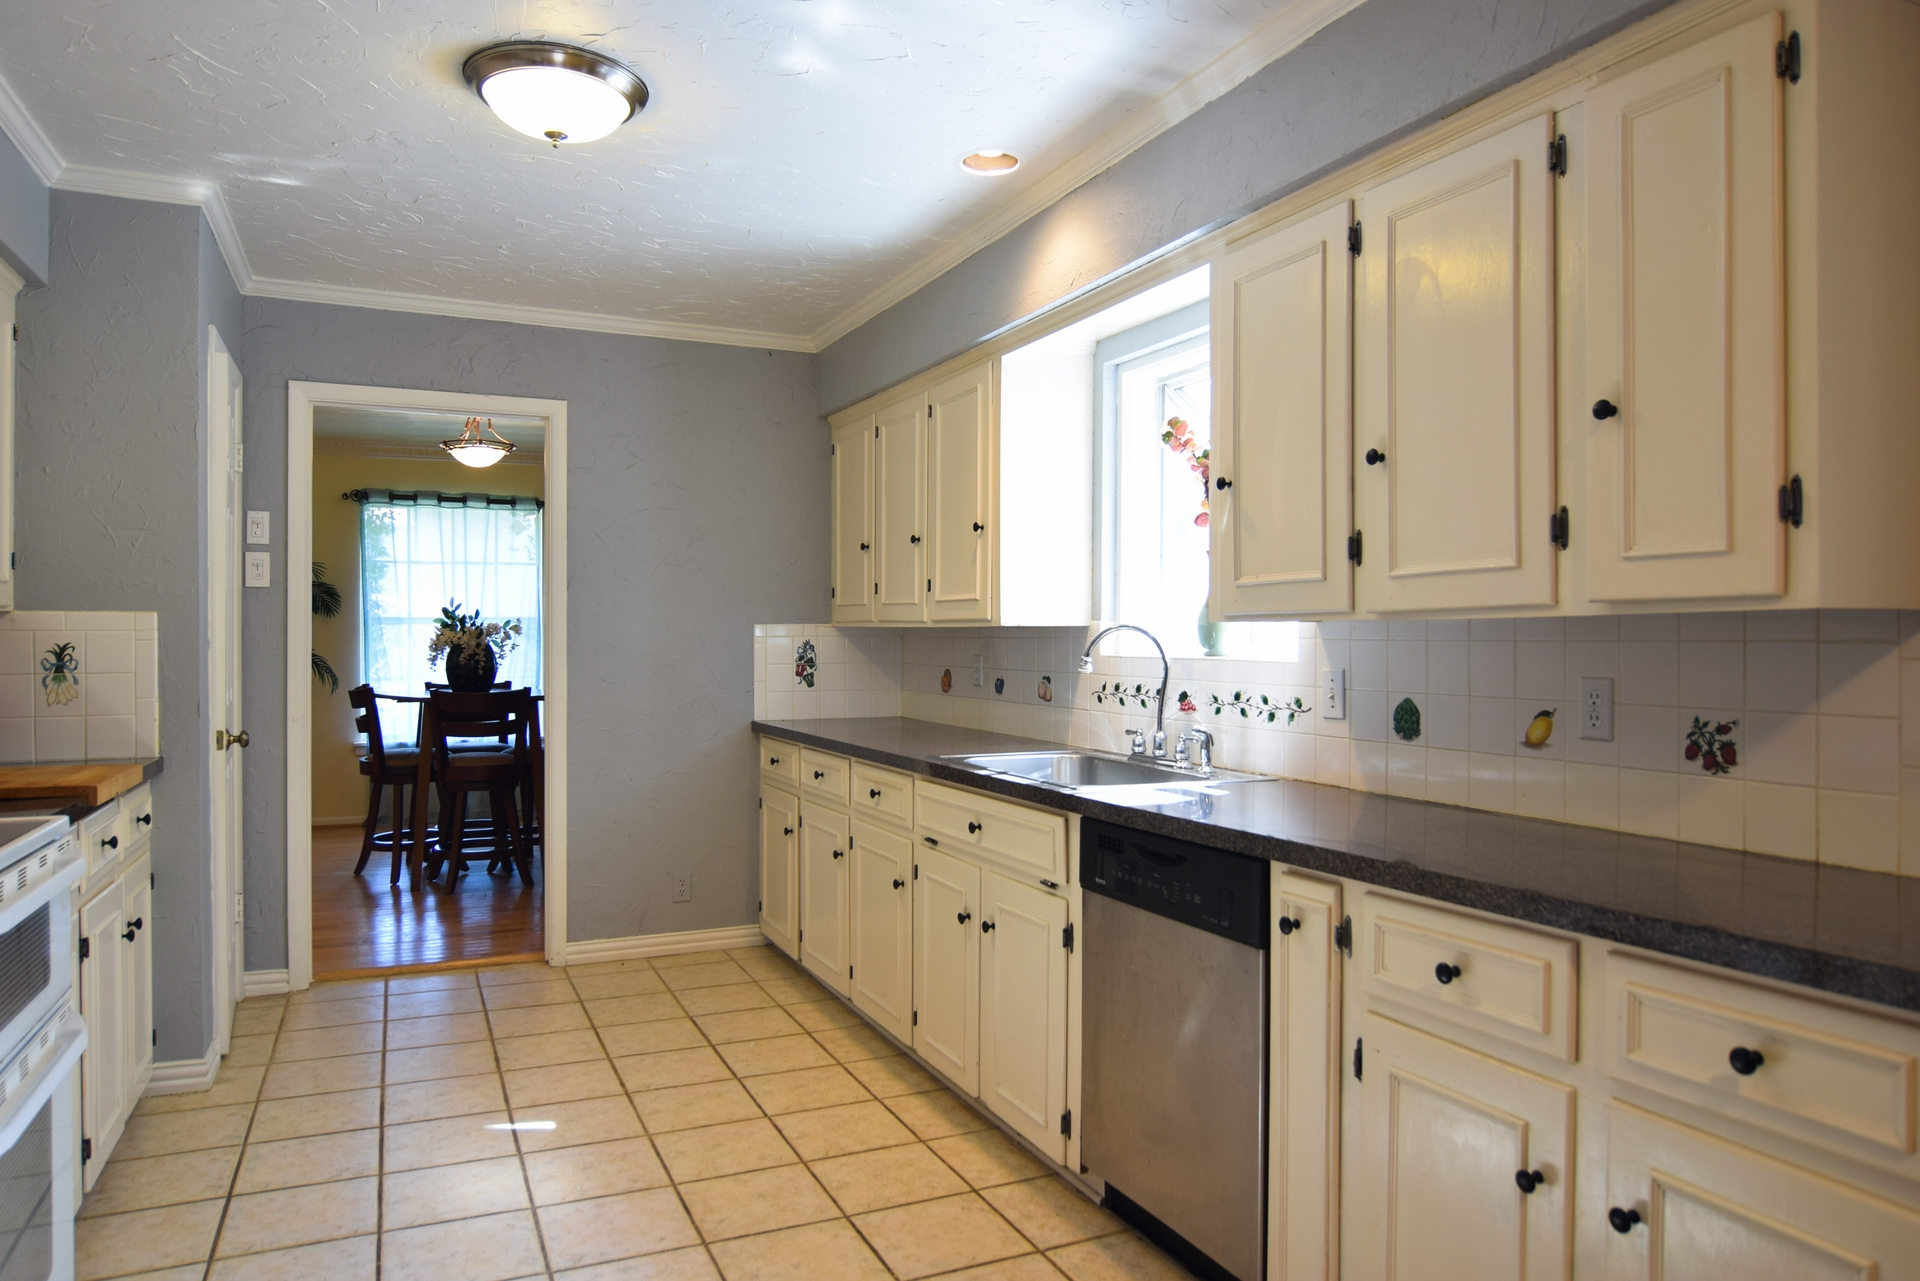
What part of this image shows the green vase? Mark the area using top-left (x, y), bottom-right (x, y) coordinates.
top-left (1197, 592), bottom-right (1227, 657)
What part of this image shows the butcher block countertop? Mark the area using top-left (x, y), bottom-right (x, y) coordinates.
top-left (0, 759), bottom-right (164, 808)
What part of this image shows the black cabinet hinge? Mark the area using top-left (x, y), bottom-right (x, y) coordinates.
top-left (10, 324), bottom-right (16, 342)
top-left (1347, 531), bottom-right (1362, 565)
top-left (849, 965), bottom-right (853, 980)
top-left (1550, 506), bottom-right (1570, 550)
top-left (79, 937), bottom-right (89, 963)
top-left (1333, 915), bottom-right (1352, 956)
top-left (830, 587), bottom-right (835, 599)
top-left (1347, 222), bottom-right (1362, 256)
top-left (1062, 922), bottom-right (1074, 952)
top-left (1060, 1109), bottom-right (1072, 1138)
top-left (80, 1137), bottom-right (91, 1163)
top-left (1778, 475), bottom-right (1803, 527)
top-left (152, 1028), bottom-right (157, 1046)
top-left (913, 863), bottom-right (919, 878)
top-left (757, 900), bottom-right (762, 912)
top-left (927, 578), bottom-right (932, 593)
top-left (1353, 1038), bottom-right (1364, 1081)
top-left (1776, 31), bottom-right (1800, 82)
top-left (912, 1009), bottom-right (918, 1026)
top-left (1548, 134), bottom-right (1567, 177)
top-left (150, 872), bottom-right (154, 888)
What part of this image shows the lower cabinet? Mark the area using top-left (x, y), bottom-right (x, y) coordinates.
top-left (1270, 872), bottom-right (1343, 1281)
top-left (798, 803), bottom-right (851, 996)
top-left (78, 848), bottom-right (153, 1192)
top-left (849, 819), bottom-right (913, 1042)
top-left (759, 784), bottom-right (799, 958)
top-left (979, 870), bottom-right (1068, 1163)
top-left (913, 845), bottom-right (980, 1094)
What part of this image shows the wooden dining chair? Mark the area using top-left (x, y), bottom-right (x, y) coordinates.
top-left (416, 688), bottom-right (536, 892)
top-left (348, 685), bottom-right (419, 885)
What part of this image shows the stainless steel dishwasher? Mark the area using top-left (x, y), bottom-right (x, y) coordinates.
top-left (1080, 816), bottom-right (1267, 1281)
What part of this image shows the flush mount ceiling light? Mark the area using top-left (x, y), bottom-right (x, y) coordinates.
top-left (959, 150), bottom-right (1020, 176)
top-left (441, 417), bottom-right (517, 468)
top-left (463, 41), bottom-right (649, 147)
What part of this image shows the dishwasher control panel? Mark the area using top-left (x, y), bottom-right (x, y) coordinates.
top-left (1080, 818), bottom-right (1267, 947)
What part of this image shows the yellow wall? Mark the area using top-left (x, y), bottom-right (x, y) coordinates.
top-left (311, 453), bottom-right (544, 822)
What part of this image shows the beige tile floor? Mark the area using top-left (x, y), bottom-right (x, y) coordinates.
top-left (76, 946), bottom-right (1196, 1281)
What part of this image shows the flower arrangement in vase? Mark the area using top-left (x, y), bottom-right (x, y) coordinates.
top-left (427, 602), bottom-right (523, 691)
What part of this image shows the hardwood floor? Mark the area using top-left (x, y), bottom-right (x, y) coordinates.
top-left (312, 822), bottom-right (544, 978)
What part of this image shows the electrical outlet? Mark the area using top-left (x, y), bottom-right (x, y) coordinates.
top-left (1579, 677), bottom-right (1614, 741)
top-left (672, 873), bottom-right (693, 903)
top-left (243, 552), bottom-right (271, 588)
top-left (245, 510), bottom-right (271, 545)
top-left (1323, 667), bottom-right (1347, 720)
top-left (973, 654), bottom-right (985, 687)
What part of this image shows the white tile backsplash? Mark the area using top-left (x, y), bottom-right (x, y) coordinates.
top-left (0, 611), bottom-right (160, 761)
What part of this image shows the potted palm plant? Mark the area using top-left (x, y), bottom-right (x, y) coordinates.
top-left (427, 602), bottom-right (524, 691)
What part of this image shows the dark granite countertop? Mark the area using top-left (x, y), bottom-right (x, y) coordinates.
top-left (0, 757), bottom-right (165, 822)
top-left (753, 718), bottom-right (1920, 1014)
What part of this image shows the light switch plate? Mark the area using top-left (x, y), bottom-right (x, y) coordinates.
top-left (245, 510), bottom-right (271, 545)
top-left (1579, 676), bottom-right (1614, 741)
top-left (1322, 667), bottom-right (1347, 720)
top-left (243, 552), bottom-right (271, 588)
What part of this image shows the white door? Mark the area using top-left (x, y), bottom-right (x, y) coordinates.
top-left (1213, 201), bottom-right (1355, 617)
top-left (759, 785), bottom-right (800, 959)
top-left (1355, 112), bottom-right (1558, 612)
top-left (124, 854), bottom-right (154, 1090)
top-left (79, 880), bottom-right (126, 1192)
top-left (1585, 12), bottom-right (1785, 601)
top-left (873, 391), bottom-right (927, 623)
top-left (848, 818), bottom-right (913, 1042)
top-left (978, 871), bottom-right (1067, 1162)
top-left (206, 331), bottom-right (245, 1052)
top-left (830, 417), bottom-right (876, 624)
top-left (1271, 871), bottom-right (1344, 1281)
top-left (1355, 1011), bottom-right (1573, 1281)
top-left (798, 803), bottom-right (851, 996)
top-left (927, 361), bottom-right (992, 622)
top-left (1605, 1101), bottom-right (1920, 1280)
top-left (913, 844), bottom-right (980, 1094)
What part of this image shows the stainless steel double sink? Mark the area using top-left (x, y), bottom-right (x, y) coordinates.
top-left (944, 749), bottom-right (1264, 792)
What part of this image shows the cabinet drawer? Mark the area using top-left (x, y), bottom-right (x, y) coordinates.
top-left (82, 800), bottom-right (127, 884)
top-left (1607, 951), bottom-right (1920, 1163)
top-left (760, 738), bottom-right (800, 787)
top-left (851, 762), bottom-right (913, 828)
top-left (800, 749), bottom-right (852, 806)
top-left (122, 783), bottom-right (154, 846)
top-left (915, 781), bottom-right (1065, 884)
top-left (1359, 891), bottom-right (1578, 1062)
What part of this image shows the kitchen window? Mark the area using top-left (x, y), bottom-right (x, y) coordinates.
top-left (359, 494), bottom-right (544, 698)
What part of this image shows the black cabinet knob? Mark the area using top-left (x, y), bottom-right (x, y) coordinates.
top-left (1515, 1169), bottom-right (1545, 1194)
top-left (892, 879), bottom-right (905, 889)
top-left (1608, 1207), bottom-right (1642, 1234)
top-left (1435, 962), bottom-right (1463, 985)
top-left (1215, 477), bottom-right (1232, 490)
top-left (122, 926), bottom-right (137, 942)
top-left (769, 756), bottom-right (779, 765)
top-left (982, 920), bottom-right (996, 933)
top-left (782, 827), bottom-right (793, 836)
top-left (909, 534), bottom-right (921, 544)
top-left (1278, 917), bottom-right (1302, 935)
top-left (858, 542), bottom-right (869, 551)
top-left (972, 522), bottom-right (984, 533)
top-left (1592, 398), bottom-right (1619, 420)
top-left (832, 849), bottom-right (844, 860)
top-left (967, 821), bottom-right (983, 834)
top-left (870, 789), bottom-right (882, 799)
top-left (813, 770), bottom-right (825, 780)
top-left (1728, 1046), bottom-right (1765, 1076)
top-left (1365, 448), bottom-right (1387, 466)
top-left (957, 910), bottom-right (972, 924)
top-left (102, 835), bottom-right (118, 850)
top-left (135, 814), bottom-right (151, 826)
top-left (131, 918), bottom-right (143, 931)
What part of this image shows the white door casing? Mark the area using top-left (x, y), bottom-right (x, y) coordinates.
top-left (206, 330), bottom-right (244, 1050)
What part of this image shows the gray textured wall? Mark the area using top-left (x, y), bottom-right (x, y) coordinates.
top-left (237, 299), bottom-right (824, 966)
top-left (13, 191), bottom-right (225, 1061)
top-left (0, 129), bottom-right (47, 286)
top-left (816, 0), bottom-right (1673, 412)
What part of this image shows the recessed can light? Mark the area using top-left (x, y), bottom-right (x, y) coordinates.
top-left (959, 150), bottom-right (1020, 176)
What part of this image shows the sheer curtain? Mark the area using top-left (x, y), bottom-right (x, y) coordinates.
top-left (360, 500), bottom-right (544, 704)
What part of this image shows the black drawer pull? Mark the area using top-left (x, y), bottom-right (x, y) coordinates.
top-left (1608, 1207), bottom-right (1642, 1234)
top-left (135, 814), bottom-right (152, 826)
top-left (1515, 1169), bottom-right (1544, 1194)
top-left (869, 789), bottom-right (882, 799)
top-left (1278, 917), bottom-right (1302, 936)
top-left (1435, 962), bottom-right (1463, 984)
top-left (1728, 1046), bottom-right (1765, 1076)
top-left (768, 756), bottom-right (780, 765)
top-left (813, 770), bottom-right (825, 780)
top-left (101, 835), bottom-right (118, 850)
top-left (967, 821), bottom-right (982, 834)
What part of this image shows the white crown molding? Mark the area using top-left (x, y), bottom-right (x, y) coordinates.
top-left (799, 0), bottom-right (1372, 351)
top-left (0, 69), bottom-right (62, 186)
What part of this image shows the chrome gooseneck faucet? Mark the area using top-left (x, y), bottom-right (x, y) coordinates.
top-left (1079, 624), bottom-right (1170, 757)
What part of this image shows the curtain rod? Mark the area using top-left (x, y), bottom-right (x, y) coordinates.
top-left (343, 489), bottom-right (544, 511)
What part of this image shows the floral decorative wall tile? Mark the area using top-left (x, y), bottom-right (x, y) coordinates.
top-left (795, 639), bottom-right (817, 688)
top-left (1685, 716), bottom-right (1739, 774)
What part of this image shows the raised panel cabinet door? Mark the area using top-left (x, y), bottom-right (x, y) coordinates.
top-left (1271, 872), bottom-right (1343, 1281)
top-left (913, 844), bottom-right (980, 1094)
top-left (874, 391), bottom-right (928, 623)
top-left (927, 361), bottom-right (993, 622)
top-left (1585, 12), bottom-right (1785, 601)
top-left (978, 871), bottom-right (1068, 1162)
top-left (1354, 112), bottom-right (1558, 612)
top-left (759, 785), bottom-right (800, 959)
top-left (1355, 1012), bottom-right (1573, 1281)
top-left (1213, 200), bottom-right (1355, 618)
top-left (849, 818), bottom-right (913, 1042)
top-left (798, 803), bottom-right (851, 996)
top-left (78, 881), bottom-right (126, 1192)
top-left (1604, 1101), bottom-right (1920, 1281)
top-left (830, 417), bottom-right (876, 624)
top-left (124, 855), bottom-right (153, 1087)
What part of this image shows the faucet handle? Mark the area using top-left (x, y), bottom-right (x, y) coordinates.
top-left (1126, 728), bottom-right (1147, 756)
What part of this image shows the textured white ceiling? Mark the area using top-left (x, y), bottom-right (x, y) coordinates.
top-left (0, 0), bottom-right (1327, 344)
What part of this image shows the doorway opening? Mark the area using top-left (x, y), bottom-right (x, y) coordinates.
top-left (285, 385), bottom-right (568, 989)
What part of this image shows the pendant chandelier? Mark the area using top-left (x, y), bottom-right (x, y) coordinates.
top-left (441, 417), bottom-right (517, 468)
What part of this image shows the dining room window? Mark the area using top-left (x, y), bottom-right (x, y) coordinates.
top-left (358, 492), bottom-right (544, 696)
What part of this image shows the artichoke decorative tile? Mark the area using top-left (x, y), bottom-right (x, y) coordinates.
top-left (794, 639), bottom-right (817, 688)
top-left (1392, 697), bottom-right (1422, 741)
top-left (940, 668), bottom-right (953, 693)
top-left (41, 643), bottom-right (79, 706)
top-left (1037, 675), bottom-right (1053, 703)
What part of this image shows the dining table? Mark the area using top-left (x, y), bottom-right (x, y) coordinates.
top-left (377, 689), bottom-right (545, 891)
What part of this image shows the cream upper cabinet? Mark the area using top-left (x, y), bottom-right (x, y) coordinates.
top-left (1212, 201), bottom-right (1355, 618)
top-left (849, 818), bottom-right (914, 1043)
top-left (978, 870), bottom-right (1068, 1163)
top-left (1603, 1101), bottom-right (1920, 1280)
top-left (830, 417), bottom-right (876, 624)
top-left (1354, 1011), bottom-right (1574, 1281)
top-left (1585, 12), bottom-right (1786, 602)
top-left (1354, 112), bottom-right (1558, 613)
top-left (798, 803), bottom-right (851, 997)
top-left (927, 363), bottom-right (993, 622)
top-left (913, 844), bottom-right (980, 1094)
top-left (1270, 871), bottom-right (1343, 1281)
top-left (759, 783), bottom-right (800, 959)
top-left (873, 390), bottom-right (928, 623)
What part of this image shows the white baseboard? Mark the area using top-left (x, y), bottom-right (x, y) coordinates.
top-left (566, 924), bottom-right (766, 965)
top-left (243, 969), bottom-right (291, 997)
top-left (144, 1047), bottom-right (219, 1096)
